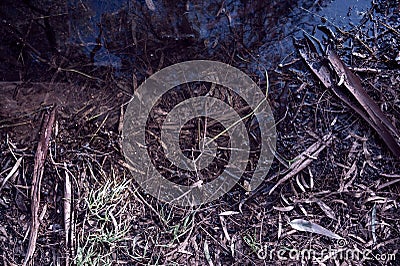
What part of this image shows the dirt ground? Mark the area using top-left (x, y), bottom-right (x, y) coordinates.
top-left (0, 0), bottom-right (399, 265)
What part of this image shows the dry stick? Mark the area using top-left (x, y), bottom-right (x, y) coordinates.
top-left (24, 108), bottom-right (56, 266)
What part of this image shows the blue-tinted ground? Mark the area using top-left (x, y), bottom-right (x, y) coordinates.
top-left (0, 0), bottom-right (371, 83)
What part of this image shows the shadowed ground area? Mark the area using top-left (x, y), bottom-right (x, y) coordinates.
top-left (0, 0), bottom-right (399, 265)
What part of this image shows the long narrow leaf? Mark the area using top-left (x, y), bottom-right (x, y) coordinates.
top-left (290, 219), bottom-right (342, 239)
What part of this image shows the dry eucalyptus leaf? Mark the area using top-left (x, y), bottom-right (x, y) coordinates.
top-left (290, 218), bottom-right (342, 239)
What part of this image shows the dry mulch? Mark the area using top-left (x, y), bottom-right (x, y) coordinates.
top-left (0, 0), bottom-right (399, 265)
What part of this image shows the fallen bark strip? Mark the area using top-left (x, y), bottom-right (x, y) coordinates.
top-left (298, 38), bottom-right (400, 158)
top-left (268, 134), bottom-right (332, 195)
top-left (327, 51), bottom-right (400, 140)
top-left (24, 107), bottom-right (56, 266)
top-left (63, 163), bottom-right (72, 266)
